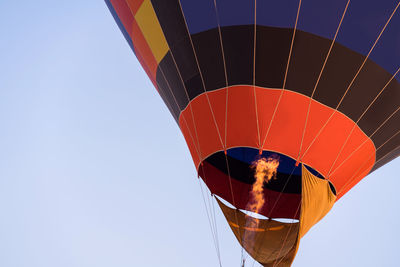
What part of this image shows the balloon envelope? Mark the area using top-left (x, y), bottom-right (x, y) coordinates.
top-left (106, 0), bottom-right (400, 265)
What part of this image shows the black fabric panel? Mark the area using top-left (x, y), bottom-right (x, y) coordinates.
top-left (312, 44), bottom-right (365, 107)
top-left (358, 79), bottom-right (400, 136)
top-left (155, 64), bottom-right (180, 121)
top-left (170, 36), bottom-right (203, 99)
top-left (205, 151), bottom-right (302, 194)
top-left (255, 26), bottom-right (292, 88)
top-left (157, 52), bottom-right (187, 111)
top-left (220, 25), bottom-right (254, 86)
top-left (365, 108), bottom-right (400, 173)
top-left (338, 61), bottom-right (394, 122)
top-left (285, 30), bottom-right (331, 96)
top-left (375, 133), bottom-right (400, 166)
top-left (154, 24), bottom-right (400, 169)
top-left (191, 28), bottom-right (226, 91)
top-left (370, 110), bottom-right (400, 150)
top-left (150, 0), bottom-right (187, 48)
top-left (372, 145), bottom-right (400, 172)
top-left (156, 82), bottom-right (179, 122)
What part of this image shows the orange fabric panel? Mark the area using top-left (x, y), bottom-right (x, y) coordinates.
top-left (299, 165), bottom-right (336, 238)
top-left (301, 111), bottom-right (357, 175)
top-left (332, 146), bottom-right (376, 199)
top-left (179, 112), bottom-right (201, 167)
top-left (225, 86), bottom-right (260, 149)
top-left (297, 99), bottom-right (335, 158)
top-left (255, 88), bottom-right (282, 148)
top-left (204, 89), bottom-right (228, 149)
top-left (125, 0), bottom-right (144, 14)
top-left (179, 94), bottom-right (225, 162)
top-left (337, 157), bottom-right (375, 199)
top-left (262, 90), bottom-right (308, 158)
top-left (328, 125), bottom-right (372, 175)
top-left (178, 86), bottom-right (376, 197)
top-left (131, 20), bottom-right (158, 78)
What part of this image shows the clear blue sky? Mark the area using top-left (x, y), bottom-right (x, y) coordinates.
top-left (0, 1), bottom-right (398, 266)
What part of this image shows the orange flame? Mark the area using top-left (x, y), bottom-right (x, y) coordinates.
top-left (247, 156), bottom-right (280, 215)
top-left (243, 155), bottom-right (280, 245)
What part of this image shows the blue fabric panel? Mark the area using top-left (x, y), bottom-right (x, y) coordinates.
top-left (256, 0), bottom-right (298, 28)
top-left (336, 0), bottom-right (398, 63)
top-left (179, 0), bottom-right (399, 77)
top-left (104, 0), bottom-right (135, 55)
top-left (179, 0), bottom-right (219, 34)
top-left (227, 147), bottom-right (324, 178)
top-left (369, 9), bottom-right (400, 77)
top-left (296, 0), bottom-right (349, 40)
top-left (227, 147), bottom-right (299, 176)
top-left (216, 0), bottom-right (255, 26)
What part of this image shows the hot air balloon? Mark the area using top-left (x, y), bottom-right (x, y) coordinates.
top-left (105, 0), bottom-right (400, 266)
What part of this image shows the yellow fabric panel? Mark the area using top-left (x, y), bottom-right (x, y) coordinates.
top-left (134, 0), bottom-right (169, 63)
top-left (216, 198), bottom-right (299, 267)
top-left (299, 165), bottom-right (337, 238)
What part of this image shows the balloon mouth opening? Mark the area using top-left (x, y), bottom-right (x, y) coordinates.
top-left (198, 147), bottom-right (337, 219)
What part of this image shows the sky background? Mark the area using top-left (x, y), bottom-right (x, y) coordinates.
top-left (0, 1), bottom-right (399, 267)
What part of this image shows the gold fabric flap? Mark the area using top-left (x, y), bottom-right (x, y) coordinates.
top-left (216, 198), bottom-right (299, 267)
top-left (299, 165), bottom-right (337, 238)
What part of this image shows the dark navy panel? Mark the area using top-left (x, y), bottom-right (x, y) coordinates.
top-left (256, 0), bottom-right (298, 28)
top-left (179, 0), bottom-right (399, 79)
top-left (105, 0), bottom-right (135, 54)
top-left (296, 0), bottom-right (348, 41)
top-left (226, 147), bottom-right (323, 178)
top-left (179, 0), bottom-right (219, 34)
top-left (336, 0), bottom-right (398, 60)
top-left (216, 0), bottom-right (255, 26)
top-left (369, 9), bottom-right (400, 78)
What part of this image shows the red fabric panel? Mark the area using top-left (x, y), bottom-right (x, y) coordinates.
top-left (199, 162), bottom-right (301, 219)
top-left (110, 0), bottom-right (134, 36)
top-left (131, 20), bottom-right (158, 81)
top-left (110, 0), bottom-right (158, 80)
top-left (125, 0), bottom-right (145, 15)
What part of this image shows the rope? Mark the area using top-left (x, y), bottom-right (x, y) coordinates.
top-left (297, 0), bottom-right (351, 160)
top-left (253, 0), bottom-right (261, 148)
top-left (155, 68), bottom-right (224, 264)
top-left (326, 66), bottom-right (400, 177)
top-left (177, 0), bottom-right (225, 149)
top-left (337, 127), bottom-right (400, 196)
top-left (210, 0), bottom-right (247, 263)
top-left (299, 0), bottom-right (400, 162)
top-left (260, 0), bottom-right (303, 150)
